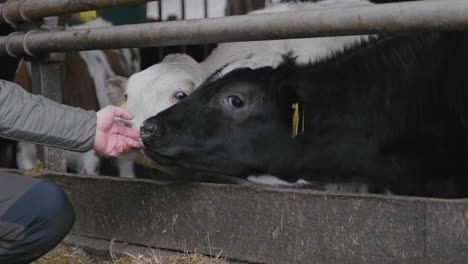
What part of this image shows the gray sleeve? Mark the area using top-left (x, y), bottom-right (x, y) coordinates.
top-left (0, 80), bottom-right (96, 152)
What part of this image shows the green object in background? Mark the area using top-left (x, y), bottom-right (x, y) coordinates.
top-left (67, 4), bottom-right (147, 26)
top-left (100, 4), bottom-right (147, 25)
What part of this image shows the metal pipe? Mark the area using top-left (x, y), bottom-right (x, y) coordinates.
top-left (1, 0), bottom-right (468, 56)
top-left (180, 0), bottom-right (186, 53)
top-left (203, 0), bottom-right (208, 18)
top-left (0, 0), bottom-right (154, 24)
top-left (202, 0), bottom-right (209, 58)
top-left (157, 0), bottom-right (164, 61)
top-left (158, 0), bottom-right (162, 21)
top-left (180, 0), bottom-right (185, 20)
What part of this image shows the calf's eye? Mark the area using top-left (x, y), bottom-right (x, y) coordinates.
top-left (227, 96), bottom-right (244, 108)
top-left (175, 91), bottom-right (188, 100)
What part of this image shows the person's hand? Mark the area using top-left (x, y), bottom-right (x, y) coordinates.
top-left (93, 106), bottom-right (143, 157)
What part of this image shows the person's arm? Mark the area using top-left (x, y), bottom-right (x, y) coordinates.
top-left (0, 80), bottom-right (141, 155)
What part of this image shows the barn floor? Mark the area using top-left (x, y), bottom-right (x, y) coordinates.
top-left (33, 243), bottom-right (231, 264)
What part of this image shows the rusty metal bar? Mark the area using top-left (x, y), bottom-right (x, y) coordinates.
top-left (31, 53), bottom-right (67, 173)
top-left (1, 0), bottom-right (468, 56)
top-left (28, 14), bottom-right (67, 172)
top-left (0, 0), bottom-right (154, 24)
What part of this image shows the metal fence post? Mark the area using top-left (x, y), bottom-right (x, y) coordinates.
top-left (30, 52), bottom-right (67, 172)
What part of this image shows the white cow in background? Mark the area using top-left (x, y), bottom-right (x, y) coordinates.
top-left (107, 0), bottom-right (377, 190)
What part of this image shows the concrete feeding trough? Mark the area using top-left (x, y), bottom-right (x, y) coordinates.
top-left (37, 172), bottom-right (468, 264)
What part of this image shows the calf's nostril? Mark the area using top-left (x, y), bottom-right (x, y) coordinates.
top-left (140, 123), bottom-right (158, 137)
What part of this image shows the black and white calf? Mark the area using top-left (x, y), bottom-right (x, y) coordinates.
top-left (106, 0), bottom-right (373, 183)
top-left (141, 31), bottom-right (468, 198)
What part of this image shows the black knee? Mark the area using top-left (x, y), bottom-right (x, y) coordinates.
top-left (0, 181), bottom-right (75, 264)
top-left (26, 181), bottom-right (76, 259)
top-left (34, 181), bottom-right (76, 237)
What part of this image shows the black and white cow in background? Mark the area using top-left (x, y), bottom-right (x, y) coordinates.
top-left (141, 30), bottom-right (468, 198)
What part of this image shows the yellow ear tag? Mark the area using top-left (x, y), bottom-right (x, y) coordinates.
top-left (119, 101), bottom-right (127, 108)
top-left (292, 102), bottom-right (299, 138)
top-left (80, 10), bottom-right (97, 22)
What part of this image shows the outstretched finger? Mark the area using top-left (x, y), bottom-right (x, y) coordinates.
top-left (121, 137), bottom-right (143, 150)
top-left (115, 123), bottom-right (141, 138)
top-left (129, 138), bottom-right (144, 149)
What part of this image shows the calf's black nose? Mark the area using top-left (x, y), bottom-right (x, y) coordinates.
top-left (141, 117), bottom-right (168, 144)
top-left (140, 122), bottom-right (158, 138)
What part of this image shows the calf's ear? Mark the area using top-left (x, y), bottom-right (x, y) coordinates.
top-left (273, 67), bottom-right (302, 106)
top-left (105, 76), bottom-right (128, 106)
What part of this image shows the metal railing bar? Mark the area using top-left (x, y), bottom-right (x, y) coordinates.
top-left (180, 0), bottom-right (186, 53)
top-left (157, 0), bottom-right (164, 61)
top-left (202, 0), bottom-right (209, 58)
top-left (1, 0), bottom-right (467, 56)
top-left (158, 0), bottom-right (162, 21)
